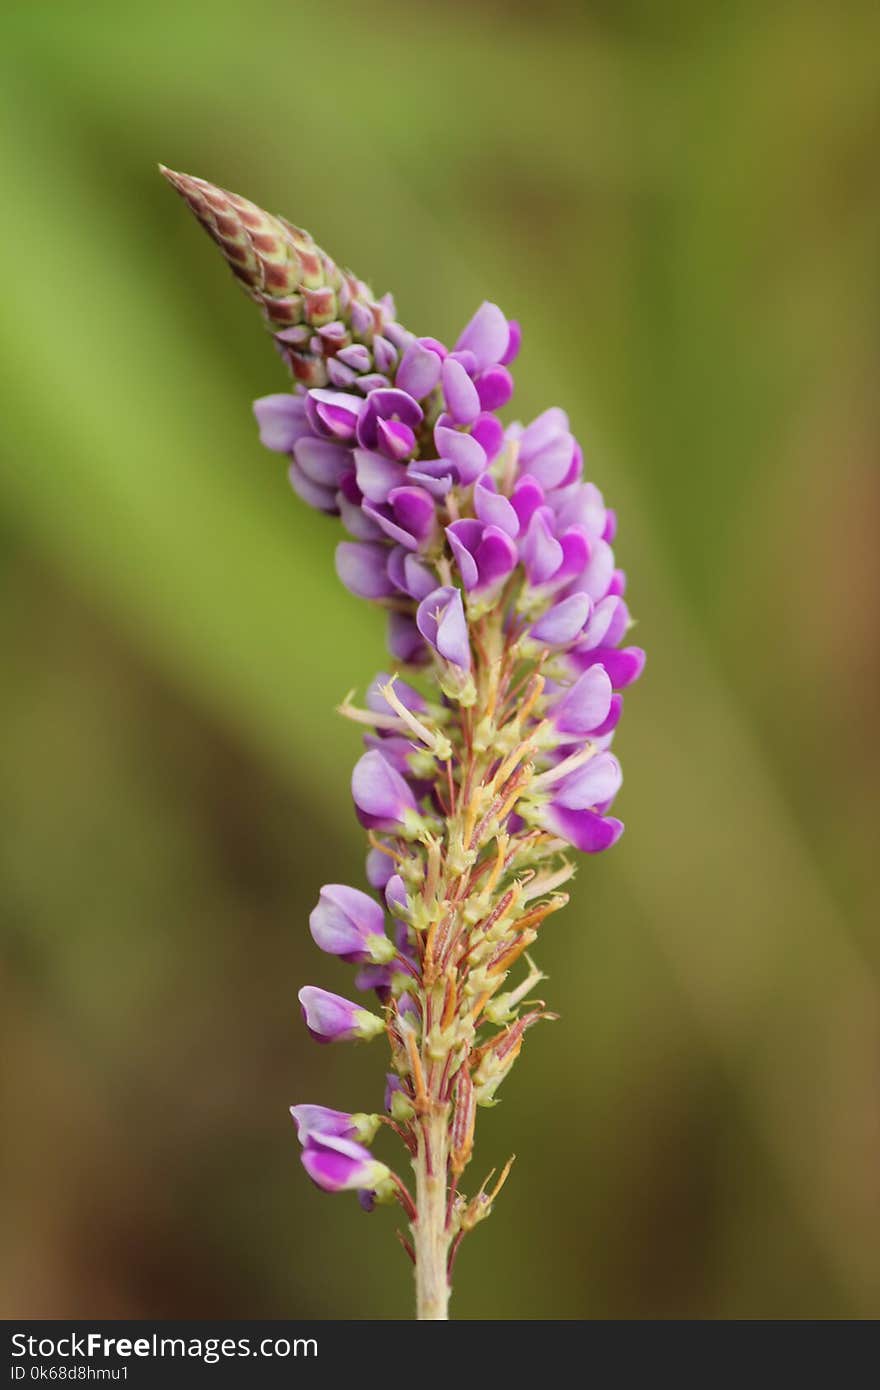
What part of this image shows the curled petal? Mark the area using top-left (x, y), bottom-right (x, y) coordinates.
top-left (455, 301), bottom-right (511, 370)
top-left (335, 542), bottom-right (396, 599)
top-left (351, 749), bottom-right (419, 830)
top-left (540, 804), bottom-right (624, 854)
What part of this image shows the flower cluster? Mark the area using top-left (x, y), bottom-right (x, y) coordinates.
top-left (162, 167), bottom-right (644, 1319)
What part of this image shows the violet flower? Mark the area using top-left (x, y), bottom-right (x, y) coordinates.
top-left (162, 166), bottom-right (645, 1321)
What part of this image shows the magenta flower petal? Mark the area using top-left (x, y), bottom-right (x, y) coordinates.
top-left (298, 985), bottom-right (382, 1043)
top-left (300, 1132), bottom-right (389, 1193)
top-left (510, 474), bottom-right (545, 531)
top-left (541, 804), bottom-right (624, 853)
top-left (500, 319), bottom-right (522, 366)
top-left (476, 366), bottom-right (514, 412)
top-left (573, 646), bottom-right (646, 689)
top-left (470, 413), bottom-right (505, 461)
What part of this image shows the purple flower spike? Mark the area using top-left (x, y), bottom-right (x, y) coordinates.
top-left (446, 520), bottom-right (519, 598)
top-left (309, 884), bottom-right (393, 965)
top-left (455, 302), bottom-right (511, 370)
top-left (300, 1132), bottom-right (391, 1194)
top-left (528, 592), bottom-right (592, 647)
top-left (540, 803), bottom-right (624, 854)
top-left (290, 1104), bottom-right (380, 1145)
top-left (253, 394), bottom-right (309, 452)
top-left (442, 357), bottom-right (481, 425)
top-left (351, 749), bottom-right (420, 832)
top-left (416, 586), bottom-right (472, 670)
top-left (396, 339), bottom-right (443, 399)
top-left (551, 665), bottom-right (614, 736)
top-left (298, 985), bottom-right (384, 1043)
top-left (335, 542), bottom-right (397, 600)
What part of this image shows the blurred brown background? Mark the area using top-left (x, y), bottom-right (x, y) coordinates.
top-left (1, 0), bottom-right (878, 1319)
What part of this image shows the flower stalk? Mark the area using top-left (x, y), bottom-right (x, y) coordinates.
top-left (161, 166), bottom-right (644, 1319)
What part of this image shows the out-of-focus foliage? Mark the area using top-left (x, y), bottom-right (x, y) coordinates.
top-left (1, 0), bottom-right (878, 1318)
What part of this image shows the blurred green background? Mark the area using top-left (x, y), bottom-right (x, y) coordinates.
top-left (2, 0), bottom-right (878, 1320)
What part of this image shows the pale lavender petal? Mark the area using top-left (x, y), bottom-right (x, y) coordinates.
top-left (294, 437), bottom-right (353, 488)
top-left (521, 508), bottom-right (563, 585)
top-left (455, 301), bottom-right (510, 369)
top-left (552, 665), bottom-right (613, 735)
top-left (354, 449), bottom-right (408, 503)
top-left (500, 320), bottom-right (521, 366)
top-left (474, 474), bottom-right (519, 535)
top-left (554, 753), bottom-right (622, 810)
top-left (387, 610), bottom-right (428, 664)
top-left (309, 883), bottom-right (386, 960)
top-left (434, 424), bottom-right (486, 484)
top-left (416, 586), bottom-right (471, 670)
top-left (335, 541), bottom-right (396, 599)
top-left (351, 749), bottom-right (417, 829)
top-left (396, 340), bottom-right (443, 398)
top-left (442, 357), bottom-right (481, 424)
top-left (529, 592), bottom-right (591, 646)
top-left (519, 407), bottom-right (570, 460)
top-left (288, 461), bottom-right (338, 514)
top-left (254, 394), bottom-right (309, 452)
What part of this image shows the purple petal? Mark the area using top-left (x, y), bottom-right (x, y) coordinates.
top-left (366, 672), bottom-right (426, 714)
top-left (434, 425), bottom-right (486, 485)
top-left (552, 665), bottom-right (613, 736)
top-left (542, 805), bottom-right (624, 854)
top-left (521, 508), bottom-right (563, 585)
top-left (474, 473), bottom-right (519, 536)
top-left (253, 393), bottom-right (309, 452)
top-left (573, 646), bottom-right (645, 688)
top-left (476, 366), bottom-right (514, 412)
top-left (519, 407), bottom-right (569, 460)
top-left (354, 448), bottom-right (408, 504)
top-left (471, 413), bottom-right (505, 461)
top-left (335, 541), bottom-right (396, 599)
top-left (396, 340), bottom-right (443, 399)
top-left (529, 592), bottom-right (591, 646)
top-left (290, 1104), bottom-right (360, 1143)
top-left (455, 302), bottom-right (510, 370)
top-left (366, 846), bottom-right (395, 889)
top-left (294, 437), bottom-right (353, 488)
top-left (473, 526), bottom-right (519, 594)
top-left (288, 461), bottom-right (338, 514)
top-left (416, 586), bottom-right (471, 670)
top-left (298, 985), bottom-right (360, 1043)
top-left (351, 749), bottom-right (418, 829)
top-left (510, 474), bottom-right (545, 531)
top-left (388, 486), bottom-right (436, 547)
top-left (377, 418), bottom-right (416, 461)
top-left (309, 884), bottom-right (385, 960)
top-left (442, 357), bottom-right (481, 425)
top-left (387, 610), bottom-right (429, 664)
top-left (445, 519), bottom-right (482, 590)
top-left (500, 320), bottom-right (521, 366)
top-left (553, 753), bottom-right (622, 810)
top-left (337, 343), bottom-right (372, 373)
